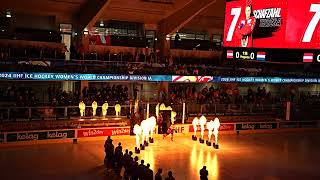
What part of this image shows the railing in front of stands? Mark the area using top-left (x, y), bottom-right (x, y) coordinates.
top-left (0, 105), bottom-right (132, 122)
top-left (0, 103), bottom-right (284, 122)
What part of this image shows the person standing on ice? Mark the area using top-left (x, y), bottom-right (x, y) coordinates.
top-left (157, 112), bottom-right (164, 134)
top-left (200, 166), bottom-right (208, 180)
top-left (163, 124), bottom-right (175, 141)
top-left (104, 137), bottom-right (114, 170)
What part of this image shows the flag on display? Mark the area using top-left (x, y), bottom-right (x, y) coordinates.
top-left (227, 50), bottom-right (233, 58)
top-left (303, 53), bottom-right (313, 63)
top-left (256, 52), bottom-right (266, 61)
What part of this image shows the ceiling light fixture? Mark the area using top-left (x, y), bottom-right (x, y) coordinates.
top-left (6, 10), bottom-right (11, 18)
top-left (99, 21), bottom-right (104, 27)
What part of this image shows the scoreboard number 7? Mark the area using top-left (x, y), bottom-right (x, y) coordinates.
top-left (302, 4), bottom-right (320, 42)
top-left (226, 8), bottom-right (241, 41)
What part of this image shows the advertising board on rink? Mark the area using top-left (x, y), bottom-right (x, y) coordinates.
top-left (6, 130), bottom-right (75, 142)
top-left (236, 122), bottom-right (278, 130)
top-left (77, 127), bottom-right (130, 138)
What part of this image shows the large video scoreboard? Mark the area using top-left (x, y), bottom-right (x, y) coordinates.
top-left (223, 0), bottom-right (320, 63)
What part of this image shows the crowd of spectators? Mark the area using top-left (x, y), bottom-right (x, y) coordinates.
top-left (299, 92), bottom-right (320, 105)
top-left (0, 85), bottom-right (39, 106)
top-left (0, 84), bottom-right (130, 107)
top-left (1, 43), bottom-right (320, 77)
top-left (2, 83), bottom-right (320, 108)
top-left (0, 44), bottom-right (66, 60)
top-left (169, 85), bottom-right (274, 105)
top-left (48, 85), bottom-right (130, 107)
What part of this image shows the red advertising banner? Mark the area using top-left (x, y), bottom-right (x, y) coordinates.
top-left (189, 124), bottom-right (235, 132)
top-left (224, 0), bottom-right (320, 49)
top-left (77, 127), bottom-right (130, 138)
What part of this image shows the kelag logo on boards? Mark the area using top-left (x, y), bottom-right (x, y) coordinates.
top-left (17, 133), bottom-right (39, 141)
top-left (6, 130), bottom-right (75, 142)
top-left (47, 131), bottom-right (68, 139)
top-left (236, 122), bottom-right (277, 130)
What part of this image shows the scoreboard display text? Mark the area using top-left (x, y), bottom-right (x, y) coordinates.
top-left (225, 48), bottom-right (320, 62)
top-left (226, 49), bottom-right (265, 61)
top-left (223, 0), bottom-right (320, 63)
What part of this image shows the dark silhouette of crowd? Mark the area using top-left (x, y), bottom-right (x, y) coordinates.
top-left (103, 136), bottom-right (212, 180)
top-left (0, 83), bottom-right (130, 107)
top-left (81, 85), bottom-right (129, 105)
top-left (47, 85), bottom-right (129, 106)
top-left (0, 85), bottom-right (39, 106)
top-left (0, 43), bottom-right (66, 60)
top-left (104, 136), bottom-right (177, 180)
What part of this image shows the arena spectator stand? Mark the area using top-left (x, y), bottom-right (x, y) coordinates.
top-left (1, 41), bottom-right (319, 77)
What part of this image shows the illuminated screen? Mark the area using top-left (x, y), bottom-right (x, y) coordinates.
top-left (223, 0), bottom-right (320, 49)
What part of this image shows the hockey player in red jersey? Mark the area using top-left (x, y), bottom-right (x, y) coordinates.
top-left (237, 3), bottom-right (256, 47)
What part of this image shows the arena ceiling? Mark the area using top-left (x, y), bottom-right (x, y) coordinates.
top-left (0, 0), bottom-right (225, 34)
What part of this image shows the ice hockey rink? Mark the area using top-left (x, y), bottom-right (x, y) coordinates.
top-left (1, 131), bottom-right (320, 180)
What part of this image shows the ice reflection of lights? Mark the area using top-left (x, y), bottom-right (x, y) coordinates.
top-left (191, 144), bottom-right (197, 166)
top-left (190, 144), bottom-right (219, 180)
top-left (141, 148), bottom-right (155, 170)
top-left (197, 148), bottom-right (204, 171)
top-left (211, 153), bottom-right (219, 178)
